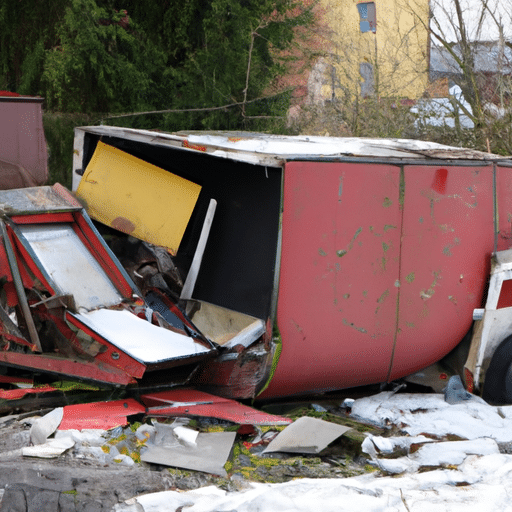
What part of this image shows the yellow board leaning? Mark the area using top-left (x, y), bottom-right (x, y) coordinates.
top-left (76, 142), bottom-right (202, 254)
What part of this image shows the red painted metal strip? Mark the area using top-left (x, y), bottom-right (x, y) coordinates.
top-left (496, 165), bottom-right (512, 251)
top-left (182, 140), bottom-right (207, 152)
top-left (0, 375), bottom-right (32, 385)
top-left (11, 213), bottom-right (75, 224)
top-left (141, 389), bottom-right (292, 425)
top-left (59, 398), bottom-right (146, 430)
top-left (51, 183), bottom-right (83, 208)
top-left (0, 235), bottom-right (12, 281)
top-left (8, 226), bottom-right (54, 292)
top-left (65, 311), bottom-right (147, 379)
top-left (72, 212), bottom-right (133, 297)
top-left (0, 385), bottom-right (58, 400)
top-left (0, 351), bottom-right (136, 385)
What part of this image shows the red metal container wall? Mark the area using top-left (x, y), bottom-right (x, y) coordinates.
top-left (388, 164), bottom-right (494, 381)
top-left (496, 165), bottom-right (512, 251)
top-left (262, 161), bottom-right (501, 398)
top-left (262, 161), bottom-right (402, 398)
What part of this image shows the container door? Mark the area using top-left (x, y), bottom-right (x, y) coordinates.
top-left (264, 161), bottom-right (402, 398)
top-left (389, 164), bottom-right (494, 380)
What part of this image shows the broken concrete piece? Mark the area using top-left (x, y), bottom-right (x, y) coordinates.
top-left (29, 408), bottom-right (63, 445)
top-left (22, 436), bottom-right (74, 458)
top-left (262, 416), bottom-right (351, 455)
top-left (141, 431), bottom-right (236, 476)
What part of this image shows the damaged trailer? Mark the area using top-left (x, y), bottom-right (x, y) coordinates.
top-left (3, 127), bottom-right (512, 402)
top-left (67, 127), bottom-right (512, 402)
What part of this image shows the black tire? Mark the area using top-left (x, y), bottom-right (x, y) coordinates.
top-left (482, 334), bottom-right (512, 404)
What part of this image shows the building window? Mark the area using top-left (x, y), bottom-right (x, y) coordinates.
top-left (357, 2), bottom-right (376, 33)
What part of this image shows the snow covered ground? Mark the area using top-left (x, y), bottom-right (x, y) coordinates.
top-left (114, 391), bottom-right (512, 512)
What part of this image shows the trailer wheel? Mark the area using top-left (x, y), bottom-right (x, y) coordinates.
top-left (482, 334), bottom-right (512, 404)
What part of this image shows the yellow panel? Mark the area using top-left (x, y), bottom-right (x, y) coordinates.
top-left (76, 142), bottom-right (201, 254)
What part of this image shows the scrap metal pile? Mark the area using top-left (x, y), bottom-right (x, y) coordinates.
top-left (0, 184), bottom-right (220, 387)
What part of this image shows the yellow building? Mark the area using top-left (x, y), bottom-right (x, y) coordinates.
top-left (314, 0), bottom-right (430, 100)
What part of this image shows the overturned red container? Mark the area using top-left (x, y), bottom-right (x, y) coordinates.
top-left (67, 127), bottom-right (512, 400)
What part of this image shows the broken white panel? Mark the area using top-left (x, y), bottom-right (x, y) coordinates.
top-left (180, 198), bottom-right (217, 300)
top-left (187, 300), bottom-right (265, 348)
top-left (22, 436), bottom-right (75, 458)
top-left (262, 416), bottom-right (351, 455)
top-left (222, 319), bottom-right (266, 349)
top-left (72, 309), bottom-right (210, 364)
top-left (141, 431), bottom-right (236, 476)
top-left (30, 407), bottom-right (63, 445)
top-left (19, 224), bottom-right (122, 310)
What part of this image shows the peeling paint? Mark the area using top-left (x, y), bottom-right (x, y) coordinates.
top-left (338, 175), bottom-right (343, 203)
top-left (419, 217), bottom-right (424, 224)
top-left (420, 288), bottom-right (435, 300)
top-left (343, 293), bottom-right (350, 299)
top-left (447, 193), bottom-right (477, 209)
top-left (439, 224), bottom-right (454, 233)
top-left (291, 319), bottom-right (304, 334)
top-left (352, 227), bottom-right (363, 243)
top-left (405, 272), bottom-right (415, 283)
top-left (443, 238), bottom-right (461, 257)
top-left (362, 290), bottom-right (368, 297)
top-left (448, 295), bottom-right (457, 305)
top-left (420, 271), bottom-right (441, 300)
top-left (380, 257), bottom-right (387, 271)
top-left (399, 168), bottom-right (405, 208)
top-left (383, 225), bottom-right (397, 232)
top-left (338, 227), bottom-right (363, 256)
top-left (394, 280), bottom-right (401, 288)
top-left (377, 289), bottom-right (389, 303)
top-left (406, 322), bottom-right (415, 328)
top-left (111, 217), bottom-right (135, 234)
top-left (382, 242), bottom-right (391, 253)
top-left (342, 318), bottom-right (367, 334)
top-left (318, 248), bottom-right (327, 257)
top-left (382, 197), bottom-right (393, 208)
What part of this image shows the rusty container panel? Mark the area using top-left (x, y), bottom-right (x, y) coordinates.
top-left (388, 165), bottom-right (494, 380)
top-left (496, 165), bottom-right (512, 251)
top-left (262, 161), bottom-right (402, 398)
top-left (0, 97), bottom-right (48, 189)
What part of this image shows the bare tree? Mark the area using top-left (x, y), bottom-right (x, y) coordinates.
top-left (418, 0), bottom-right (512, 153)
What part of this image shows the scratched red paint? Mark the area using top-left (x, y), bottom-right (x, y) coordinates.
top-left (388, 164), bottom-right (494, 380)
top-left (141, 389), bottom-right (291, 425)
top-left (261, 160), bottom-right (501, 399)
top-left (262, 161), bottom-right (401, 398)
top-left (59, 399), bottom-right (146, 430)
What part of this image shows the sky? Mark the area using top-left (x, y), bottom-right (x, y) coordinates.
top-left (431, 0), bottom-right (512, 42)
